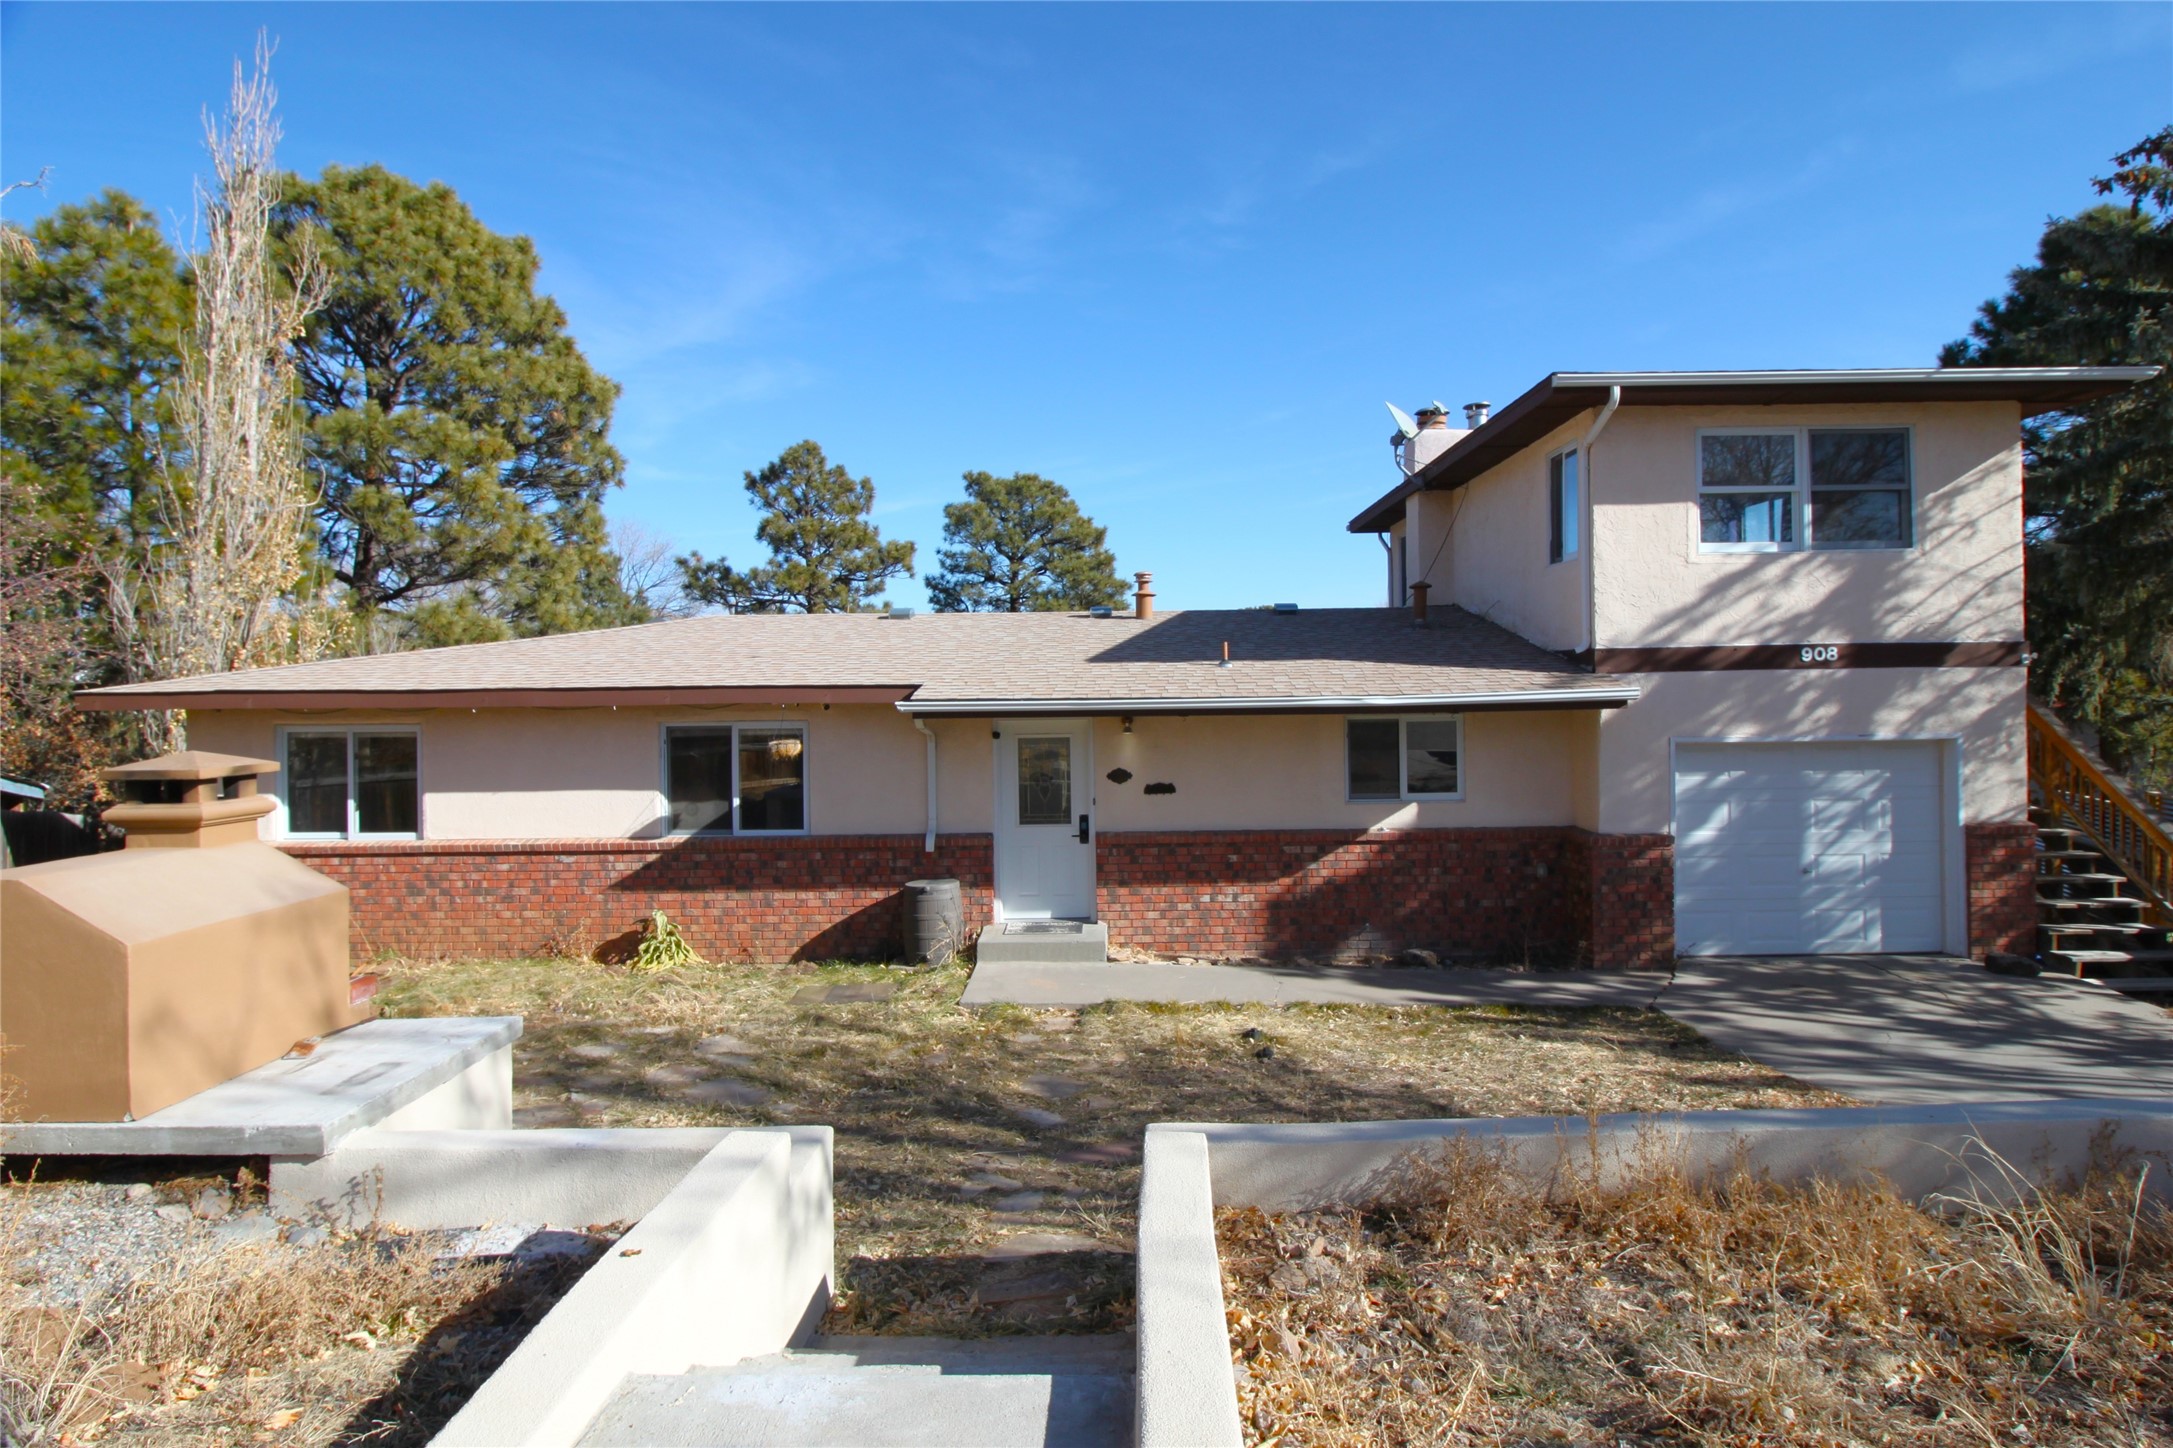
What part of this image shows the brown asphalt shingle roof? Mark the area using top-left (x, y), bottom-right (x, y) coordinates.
top-left (76, 606), bottom-right (1635, 711)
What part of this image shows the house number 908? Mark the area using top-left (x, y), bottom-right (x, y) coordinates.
top-left (1799, 645), bottom-right (1839, 663)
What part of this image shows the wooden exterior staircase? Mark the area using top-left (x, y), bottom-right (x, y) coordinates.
top-left (2027, 704), bottom-right (2172, 986)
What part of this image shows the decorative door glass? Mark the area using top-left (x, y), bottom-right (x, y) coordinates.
top-left (1017, 737), bottom-right (1072, 825)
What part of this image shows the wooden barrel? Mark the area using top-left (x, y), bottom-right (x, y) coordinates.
top-left (903, 878), bottom-right (964, 967)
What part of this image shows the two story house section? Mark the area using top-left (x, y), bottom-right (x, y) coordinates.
top-left (1352, 367), bottom-right (2157, 962)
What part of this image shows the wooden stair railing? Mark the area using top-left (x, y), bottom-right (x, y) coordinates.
top-left (2028, 702), bottom-right (2173, 927)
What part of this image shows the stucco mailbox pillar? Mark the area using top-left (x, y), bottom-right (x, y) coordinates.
top-left (0, 751), bottom-right (366, 1124)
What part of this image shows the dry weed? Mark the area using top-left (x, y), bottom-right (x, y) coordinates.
top-left (0, 1185), bottom-right (602, 1446)
top-left (1221, 1142), bottom-right (2173, 1446)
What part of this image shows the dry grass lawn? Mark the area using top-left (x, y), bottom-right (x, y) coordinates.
top-left (0, 1186), bottom-right (607, 1447)
top-left (376, 954), bottom-right (1848, 1335)
top-left (1221, 1144), bottom-right (2173, 1446)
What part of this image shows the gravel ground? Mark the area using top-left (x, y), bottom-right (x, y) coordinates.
top-left (3, 1177), bottom-right (590, 1310)
top-left (5, 1179), bottom-right (291, 1308)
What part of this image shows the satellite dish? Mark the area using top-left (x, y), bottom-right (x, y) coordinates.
top-left (1384, 402), bottom-right (1419, 440)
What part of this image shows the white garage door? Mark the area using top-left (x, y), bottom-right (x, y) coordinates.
top-left (1674, 741), bottom-right (1946, 956)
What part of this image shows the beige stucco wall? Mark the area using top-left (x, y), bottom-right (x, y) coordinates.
top-left (185, 704), bottom-right (1599, 840)
top-left (1592, 666), bottom-right (2027, 836)
top-left (1089, 709), bottom-right (1590, 832)
top-left (185, 706), bottom-right (996, 840)
top-left (1591, 402), bottom-right (2024, 648)
top-left (1405, 416), bottom-right (1588, 651)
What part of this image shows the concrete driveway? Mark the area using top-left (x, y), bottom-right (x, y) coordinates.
top-left (1657, 955), bottom-right (2173, 1104)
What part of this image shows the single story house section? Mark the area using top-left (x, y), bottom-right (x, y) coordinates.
top-left (78, 604), bottom-right (1657, 966)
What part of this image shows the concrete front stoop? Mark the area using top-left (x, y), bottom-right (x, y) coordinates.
top-left (974, 920), bottom-right (1110, 966)
top-left (575, 1335), bottom-right (1134, 1447)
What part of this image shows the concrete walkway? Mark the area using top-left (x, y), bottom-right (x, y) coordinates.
top-left (1659, 955), bottom-right (2173, 1104)
top-left (961, 954), bottom-right (2173, 1105)
top-left (959, 960), bottom-right (1666, 1010)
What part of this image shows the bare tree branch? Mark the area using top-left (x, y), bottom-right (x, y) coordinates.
top-left (108, 34), bottom-right (330, 749)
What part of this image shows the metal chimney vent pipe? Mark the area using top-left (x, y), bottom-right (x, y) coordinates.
top-left (1464, 401), bottom-right (1492, 428)
top-left (1410, 580), bottom-right (1430, 625)
top-left (1134, 572), bottom-right (1155, 620)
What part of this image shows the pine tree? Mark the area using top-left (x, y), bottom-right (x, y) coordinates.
top-left (1943, 127), bottom-right (2173, 783)
top-left (1, 191), bottom-right (190, 573)
top-left (678, 441), bottom-right (914, 612)
top-left (925, 471), bottom-right (1127, 613)
top-left (274, 164), bottom-right (640, 646)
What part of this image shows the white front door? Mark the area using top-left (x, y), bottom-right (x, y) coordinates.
top-left (1674, 741), bottom-right (1947, 955)
top-left (994, 719), bottom-right (1096, 920)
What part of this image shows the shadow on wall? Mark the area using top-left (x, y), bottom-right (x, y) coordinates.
top-left (1097, 829), bottom-right (1588, 967)
top-left (604, 834), bottom-right (997, 964)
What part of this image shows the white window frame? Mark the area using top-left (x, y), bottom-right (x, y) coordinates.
top-left (660, 722), bottom-right (812, 837)
top-left (275, 725), bottom-right (422, 841)
top-left (1344, 713), bottom-right (1466, 802)
top-left (1696, 425), bottom-right (1915, 555)
top-left (1548, 446), bottom-right (1580, 565)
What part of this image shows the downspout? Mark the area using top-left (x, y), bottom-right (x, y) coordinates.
top-left (1578, 385), bottom-right (1621, 657)
top-left (912, 717), bottom-right (938, 853)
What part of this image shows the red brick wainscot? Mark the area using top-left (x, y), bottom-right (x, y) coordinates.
top-left (1093, 828), bottom-right (1676, 969)
top-left (1563, 830), bottom-right (1676, 971)
top-left (282, 835), bottom-right (994, 963)
top-left (1964, 820), bottom-right (2039, 959)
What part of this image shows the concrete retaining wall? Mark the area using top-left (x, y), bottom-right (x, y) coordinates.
top-left (1135, 1130), bottom-right (1244, 1448)
top-left (1160, 1098), bottom-right (2173, 1213)
top-left (1134, 1099), bottom-right (2173, 1446)
top-left (270, 1126), bottom-right (733, 1230)
top-left (433, 1125), bottom-right (834, 1447)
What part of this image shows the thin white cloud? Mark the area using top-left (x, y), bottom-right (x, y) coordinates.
top-left (1613, 141), bottom-right (1857, 266)
top-left (1944, 6), bottom-right (2166, 96)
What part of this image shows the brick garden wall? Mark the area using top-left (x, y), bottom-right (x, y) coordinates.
top-left (284, 835), bottom-right (995, 963)
top-left (1094, 828), bottom-right (1676, 968)
top-left (1964, 821), bottom-right (2038, 959)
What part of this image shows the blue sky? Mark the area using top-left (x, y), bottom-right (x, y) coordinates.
top-left (4, 3), bottom-right (2167, 612)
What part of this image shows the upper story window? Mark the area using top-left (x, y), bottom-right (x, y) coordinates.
top-left (282, 728), bottom-right (419, 839)
top-left (1549, 448), bottom-right (1580, 564)
top-left (1698, 428), bottom-right (1913, 553)
top-left (1346, 715), bottom-right (1463, 801)
top-left (666, 723), bottom-right (808, 835)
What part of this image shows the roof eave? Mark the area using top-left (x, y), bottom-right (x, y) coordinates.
top-left (74, 684), bottom-right (920, 712)
top-left (898, 686), bottom-right (1640, 717)
top-left (1345, 365), bottom-right (2164, 533)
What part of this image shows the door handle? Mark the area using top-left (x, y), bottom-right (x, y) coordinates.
top-left (1077, 814), bottom-right (1090, 844)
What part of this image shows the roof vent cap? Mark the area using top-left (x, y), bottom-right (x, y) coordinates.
top-left (1272, 602), bottom-right (1298, 614)
top-left (1088, 606), bottom-right (1114, 618)
top-left (886, 607), bottom-right (916, 619)
top-left (1463, 401), bottom-right (1491, 428)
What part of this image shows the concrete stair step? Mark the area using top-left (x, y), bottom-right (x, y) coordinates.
top-left (577, 1357), bottom-right (1133, 1447)
top-left (975, 921), bottom-right (1110, 966)
top-left (712, 1334), bottom-right (1136, 1375)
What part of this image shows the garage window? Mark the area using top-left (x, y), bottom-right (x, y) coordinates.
top-left (1699, 428), bottom-right (1912, 552)
top-left (1347, 716), bottom-right (1463, 801)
